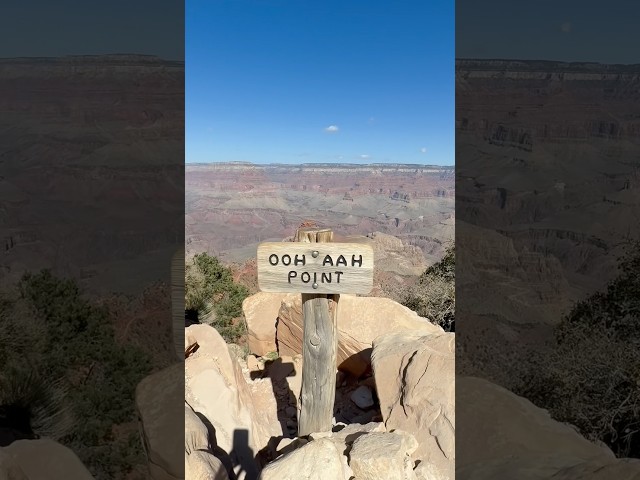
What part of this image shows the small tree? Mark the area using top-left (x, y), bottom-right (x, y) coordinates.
top-left (401, 244), bottom-right (455, 331)
top-left (516, 243), bottom-right (640, 458)
top-left (1, 270), bottom-right (153, 478)
top-left (184, 253), bottom-right (249, 343)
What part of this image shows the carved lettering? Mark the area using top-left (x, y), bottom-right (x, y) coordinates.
top-left (258, 243), bottom-right (373, 293)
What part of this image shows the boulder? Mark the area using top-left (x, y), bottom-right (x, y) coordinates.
top-left (328, 422), bottom-right (385, 452)
top-left (552, 459), bottom-right (640, 480)
top-left (136, 362), bottom-right (185, 480)
top-left (258, 438), bottom-right (351, 480)
top-left (0, 449), bottom-right (28, 480)
top-left (455, 456), bottom-right (640, 480)
top-left (275, 437), bottom-right (309, 457)
top-left (185, 402), bottom-right (235, 480)
top-left (349, 431), bottom-right (418, 480)
top-left (3, 439), bottom-right (94, 479)
top-left (185, 324), bottom-right (282, 479)
top-left (455, 376), bottom-right (619, 479)
top-left (243, 293), bottom-right (297, 356)
top-left (246, 355), bottom-right (260, 372)
top-left (185, 403), bottom-right (212, 454)
top-left (185, 451), bottom-right (230, 480)
top-left (277, 295), bottom-right (442, 377)
top-left (372, 331), bottom-right (454, 480)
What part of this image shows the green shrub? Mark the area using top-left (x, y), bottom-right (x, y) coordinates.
top-left (401, 244), bottom-right (455, 331)
top-left (185, 253), bottom-right (249, 343)
top-left (0, 270), bottom-right (152, 479)
top-left (516, 243), bottom-right (640, 458)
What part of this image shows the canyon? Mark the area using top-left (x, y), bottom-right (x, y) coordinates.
top-left (456, 59), bottom-right (640, 383)
top-left (185, 162), bottom-right (454, 268)
top-left (0, 55), bottom-right (184, 294)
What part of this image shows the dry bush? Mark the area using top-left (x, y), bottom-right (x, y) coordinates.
top-left (402, 276), bottom-right (455, 330)
top-left (515, 243), bottom-right (640, 458)
top-left (401, 244), bottom-right (455, 331)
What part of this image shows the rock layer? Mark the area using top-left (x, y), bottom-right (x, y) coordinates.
top-left (2, 439), bottom-right (95, 480)
top-left (136, 362), bottom-right (185, 480)
top-left (259, 438), bottom-right (351, 480)
top-left (185, 324), bottom-right (282, 479)
top-left (275, 294), bottom-right (442, 377)
top-left (372, 331), bottom-right (455, 480)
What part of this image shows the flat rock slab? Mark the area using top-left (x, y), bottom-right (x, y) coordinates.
top-left (349, 431), bottom-right (418, 480)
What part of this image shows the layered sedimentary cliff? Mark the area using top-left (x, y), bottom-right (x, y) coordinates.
top-left (456, 58), bottom-right (640, 384)
top-left (186, 162), bottom-right (454, 266)
top-left (0, 55), bottom-right (184, 292)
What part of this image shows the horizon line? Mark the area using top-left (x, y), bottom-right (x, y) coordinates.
top-left (186, 161), bottom-right (455, 168)
top-left (2, 54), bottom-right (638, 68)
top-left (456, 57), bottom-right (640, 68)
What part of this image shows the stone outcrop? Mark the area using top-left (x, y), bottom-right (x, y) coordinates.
top-left (0, 448), bottom-right (28, 480)
top-left (1, 439), bottom-right (95, 479)
top-left (258, 438), bottom-right (351, 480)
top-left (372, 331), bottom-right (455, 480)
top-left (349, 431), bottom-right (419, 480)
top-left (185, 451), bottom-right (230, 480)
top-left (257, 423), bottom-right (428, 480)
top-left (456, 376), bottom-right (616, 479)
top-left (549, 459), bottom-right (640, 480)
top-left (136, 362), bottom-right (185, 480)
top-left (243, 293), bottom-right (297, 356)
top-left (455, 376), bottom-right (640, 479)
top-left (185, 324), bottom-right (282, 479)
top-left (366, 232), bottom-right (427, 276)
top-left (184, 403), bottom-right (230, 480)
top-left (275, 294), bottom-right (442, 377)
top-left (186, 160), bottom-right (454, 263)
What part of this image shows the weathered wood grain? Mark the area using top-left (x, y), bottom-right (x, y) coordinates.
top-left (295, 227), bottom-right (334, 243)
top-left (257, 242), bottom-right (374, 294)
top-left (296, 228), bottom-right (339, 436)
top-left (298, 292), bottom-right (339, 436)
top-left (171, 248), bottom-right (185, 361)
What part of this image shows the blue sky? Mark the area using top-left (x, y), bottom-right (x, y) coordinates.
top-left (1, 0), bottom-right (183, 59)
top-left (457, 0), bottom-right (640, 64)
top-left (186, 0), bottom-right (454, 165)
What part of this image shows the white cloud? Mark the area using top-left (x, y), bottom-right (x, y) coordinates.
top-left (324, 125), bottom-right (339, 133)
top-left (420, 147), bottom-right (427, 154)
top-left (561, 22), bottom-right (572, 33)
top-left (360, 154), bottom-right (370, 159)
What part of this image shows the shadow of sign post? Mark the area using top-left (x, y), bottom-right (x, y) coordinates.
top-left (257, 227), bottom-right (374, 436)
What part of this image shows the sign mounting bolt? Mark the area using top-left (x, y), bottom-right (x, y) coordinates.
top-left (312, 250), bottom-right (319, 258)
top-left (312, 283), bottom-right (318, 289)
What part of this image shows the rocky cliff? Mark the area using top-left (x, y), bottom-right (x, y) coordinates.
top-left (186, 163), bottom-right (454, 266)
top-left (456, 58), bottom-right (640, 385)
top-left (0, 55), bottom-right (184, 292)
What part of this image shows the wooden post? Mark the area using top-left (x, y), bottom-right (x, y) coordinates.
top-left (256, 227), bottom-right (373, 434)
top-left (171, 249), bottom-right (185, 361)
top-left (296, 227), bottom-right (339, 436)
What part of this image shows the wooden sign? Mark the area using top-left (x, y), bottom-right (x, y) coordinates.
top-left (257, 242), bottom-right (374, 294)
